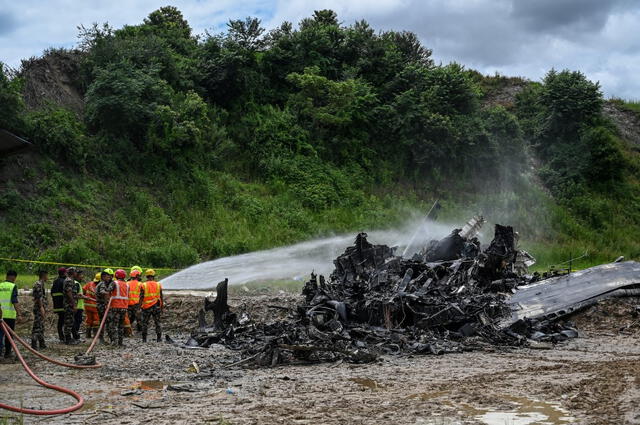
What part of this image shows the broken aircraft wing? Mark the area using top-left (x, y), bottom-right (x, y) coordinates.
top-left (502, 261), bottom-right (640, 327)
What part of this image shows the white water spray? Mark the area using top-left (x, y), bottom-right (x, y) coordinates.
top-left (161, 218), bottom-right (456, 290)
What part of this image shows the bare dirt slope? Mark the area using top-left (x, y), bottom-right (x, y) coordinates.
top-left (19, 49), bottom-right (84, 115)
top-left (1, 294), bottom-right (639, 425)
top-left (603, 102), bottom-right (640, 149)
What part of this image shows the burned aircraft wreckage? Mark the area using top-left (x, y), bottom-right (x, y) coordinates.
top-left (179, 218), bottom-right (640, 366)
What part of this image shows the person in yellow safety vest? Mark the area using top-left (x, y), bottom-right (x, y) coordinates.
top-left (107, 269), bottom-right (129, 346)
top-left (127, 269), bottom-right (143, 333)
top-left (71, 269), bottom-right (86, 341)
top-left (0, 270), bottom-right (21, 359)
top-left (139, 269), bottom-right (164, 343)
top-left (83, 273), bottom-right (101, 339)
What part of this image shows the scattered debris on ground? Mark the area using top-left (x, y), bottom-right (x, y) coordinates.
top-left (4, 291), bottom-right (640, 424)
top-left (184, 220), bottom-right (640, 367)
top-left (186, 222), bottom-right (552, 365)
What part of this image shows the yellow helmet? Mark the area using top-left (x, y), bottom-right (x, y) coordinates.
top-left (131, 265), bottom-right (143, 274)
top-left (144, 269), bottom-right (156, 277)
top-left (103, 268), bottom-right (114, 275)
top-left (94, 272), bottom-right (102, 281)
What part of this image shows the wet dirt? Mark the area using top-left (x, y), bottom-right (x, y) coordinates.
top-left (2, 294), bottom-right (640, 424)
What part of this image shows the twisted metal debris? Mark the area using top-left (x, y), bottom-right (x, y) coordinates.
top-left (189, 223), bottom-right (544, 366)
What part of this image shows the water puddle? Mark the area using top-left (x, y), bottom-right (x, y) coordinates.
top-left (461, 396), bottom-right (574, 424)
top-left (406, 391), bottom-right (574, 424)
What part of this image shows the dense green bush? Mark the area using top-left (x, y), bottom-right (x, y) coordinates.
top-left (0, 63), bottom-right (25, 133)
top-left (85, 64), bottom-right (172, 142)
top-left (240, 105), bottom-right (313, 164)
top-left (582, 126), bottom-right (625, 183)
top-left (2, 7), bottom-right (639, 272)
top-left (27, 107), bottom-right (90, 163)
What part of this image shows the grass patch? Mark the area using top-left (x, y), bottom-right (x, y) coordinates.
top-left (610, 97), bottom-right (640, 116)
top-left (13, 274), bottom-right (38, 290)
top-left (1, 413), bottom-right (24, 425)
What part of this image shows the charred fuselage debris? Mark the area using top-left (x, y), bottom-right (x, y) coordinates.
top-left (189, 224), bottom-right (549, 366)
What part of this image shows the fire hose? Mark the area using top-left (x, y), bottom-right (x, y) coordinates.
top-left (0, 297), bottom-right (113, 415)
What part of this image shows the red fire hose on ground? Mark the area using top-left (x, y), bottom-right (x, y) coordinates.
top-left (0, 298), bottom-right (113, 415)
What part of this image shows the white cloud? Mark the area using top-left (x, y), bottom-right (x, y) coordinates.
top-left (0, 0), bottom-right (274, 67)
top-left (264, 0), bottom-right (640, 98)
top-left (0, 0), bottom-right (638, 98)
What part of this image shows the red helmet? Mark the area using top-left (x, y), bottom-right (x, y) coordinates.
top-left (115, 269), bottom-right (126, 279)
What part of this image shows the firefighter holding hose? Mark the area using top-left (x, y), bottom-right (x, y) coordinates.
top-left (83, 273), bottom-right (101, 338)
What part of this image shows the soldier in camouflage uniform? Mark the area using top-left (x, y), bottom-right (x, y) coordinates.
top-left (96, 269), bottom-right (115, 343)
top-left (108, 308), bottom-right (127, 346)
top-left (63, 267), bottom-right (80, 345)
top-left (31, 270), bottom-right (48, 350)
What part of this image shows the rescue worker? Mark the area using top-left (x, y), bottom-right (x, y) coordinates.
top-left (50, 267), bottom-right (67, 342)
top-left (127, 269), bottom-right (143, 332)
top-left (31, 270), bottom-right (48, 350)
top-left (0, 270), bottom-right (20, 359)
top-left (107, 269), bottom-right (129, 346)
top-left (130, 265), bottom-right (143, 277)
top-left (83, 273), bottom-right (101, 339)
top-left (140, 269), bottom-right (163, 343)
top-left (63, 267), bottom-right (80, 345)
top-left (72, 269), bottom-right (86, 340)
top-left (96, 269), bottom-right (115, 344)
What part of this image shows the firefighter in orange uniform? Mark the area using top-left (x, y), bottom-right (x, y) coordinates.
top-left (82, 273), bottom-right (101, 339)
top-left (127, 269), bottom-right (143, 333)
top-left (140, 269), bottom-right (164, 343)
top-left (107, 269), bottom-right (129, 346)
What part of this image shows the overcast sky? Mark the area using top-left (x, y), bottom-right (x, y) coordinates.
top-left (0, 0), bottom-right (638, 98)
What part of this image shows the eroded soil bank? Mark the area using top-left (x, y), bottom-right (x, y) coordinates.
top-left (1, 293), bottom-right (639, 424)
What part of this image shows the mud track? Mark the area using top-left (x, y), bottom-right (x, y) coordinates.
top-left (1, 293), bottom-right (639, 424)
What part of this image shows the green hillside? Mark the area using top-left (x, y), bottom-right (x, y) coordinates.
top-left (1, 7), bottom-right (639, 275)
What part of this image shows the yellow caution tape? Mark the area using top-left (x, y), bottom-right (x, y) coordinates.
top-left (0, 257), bottom-right (179, 271)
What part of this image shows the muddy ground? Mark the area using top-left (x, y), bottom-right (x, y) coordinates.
top-left (1, 291), bottom-right (640, 425)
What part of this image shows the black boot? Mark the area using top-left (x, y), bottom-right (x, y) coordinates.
top-left (65, 337), bottom-right (80, 345)
top-left (86, 328), bottom-right (92, 339)
top-left (156, 334), bottom-right (162, 342)
top-left (142, 334), bottom-right (147, 343)
top-left (31, 339), bottom-right (38, 350)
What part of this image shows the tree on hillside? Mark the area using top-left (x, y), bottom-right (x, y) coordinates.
top-left (537, 69), bottom-right (602, 153)
top-left (0, 63), bottom-right (25, 134)
top-left (227, 17), bottom-right (265, 50)
top-left (144, 6), bottom-right (192, 39)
